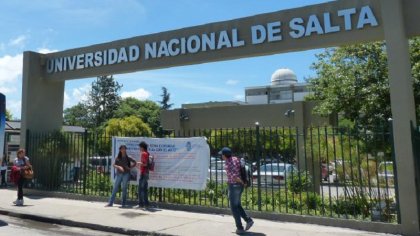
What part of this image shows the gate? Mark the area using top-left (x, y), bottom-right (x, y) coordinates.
top-left (24, 124), bottom-right (400, 224)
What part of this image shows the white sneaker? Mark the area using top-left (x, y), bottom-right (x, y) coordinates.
top-left (13, 199), bottom-right (23, 206)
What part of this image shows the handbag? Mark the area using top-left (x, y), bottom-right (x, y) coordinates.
top-left (22, 167), bottom-right (34, 179)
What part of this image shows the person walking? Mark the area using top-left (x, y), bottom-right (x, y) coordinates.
top-left (220, 147), bottom-right (254, 234)
top-left (13, 149), bottom-right (31, 206)
top-left (105, 145), bottom-right (136, 208)
top-left (137, 141), bottom-right (150, 207)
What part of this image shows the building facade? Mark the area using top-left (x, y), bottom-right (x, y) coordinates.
top-left (161, 68), bottom-right (332, 133)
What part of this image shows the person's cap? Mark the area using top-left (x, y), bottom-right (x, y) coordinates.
top-left (218, 147), bottom-right (232, 156)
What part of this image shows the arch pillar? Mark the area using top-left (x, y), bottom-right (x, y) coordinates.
top-left (20, 51), bottom-right (65, 148)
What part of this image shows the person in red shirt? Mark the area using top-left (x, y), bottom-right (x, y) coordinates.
top-left (137, 141), bottom-right (150, 207)
top-left (221, 147), bottom-right (254, 234)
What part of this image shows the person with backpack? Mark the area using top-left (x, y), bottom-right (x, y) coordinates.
top-left (105, 144), bottom-right (136, 208)
top-left (137, 141), bottom-right (151, 207)
top-left (220, 147), bottom-right (254, 234)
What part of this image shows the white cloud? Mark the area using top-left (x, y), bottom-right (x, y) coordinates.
top-left (7, 99), bottom-right (21, 120)
top-left (0, 53), bottom-right (22, 88)
top-left (0, 86), bottom-right (17, 94)
top-left (234, 94), bottom-right (244, 101)
top-left (64, 84), bottom-right (90, 108)
top-left (9, 35), bottom-right (26, 47)
top-left (121, 88), bottom-right (151, 100)
top-left (226, 79), bottom-right (239, 85)
top-left (37, 48), bottom-right (58, 54)
top-left (63, 91), bottom-right (70, 108)
top-left (72, 85), bottom-right (90, 101)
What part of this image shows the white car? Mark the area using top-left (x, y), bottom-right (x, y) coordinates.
top-left (208, 160), bottom-right (228, 183)
top-left (252, 163), bottom-right (297, 186)
top-left (378, 161), bottom-right (394, 185)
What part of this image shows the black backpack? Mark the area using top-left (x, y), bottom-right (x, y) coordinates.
top-left (147, 154), bottom-right (155, 171)
top-left (239, 158), bottom-right (251, 187)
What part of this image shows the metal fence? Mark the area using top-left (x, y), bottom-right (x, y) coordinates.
top-left (25, 124), bottom-right (399, 223)
top-left (411, 122), bottom-right (420, 226)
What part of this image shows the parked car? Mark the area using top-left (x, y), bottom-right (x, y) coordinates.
top-left (210, 156), bottom-right (220, 163)
top-left (252, 163), bottom-right (297, 186)
top-left (89, 156), bottom-right (113, 173)
top-left (327, 160), bottom-right (345, 183)
top-left (208, 160), bottom-right (228, 183)
top-left (208, 159), bottom-right (252, 183)
top-left (378, 161), bottom-right (394, 185)
top-left (328, 160), bottom-right (364, 183)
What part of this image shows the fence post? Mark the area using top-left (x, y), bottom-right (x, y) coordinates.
top-left (389, 119), bottom-right (401, 224)
top-left (83, 129), bottom-right (88, 195)
top-left (255, 122), bottom-right (262, 211)
top-left (158, 126), bottom-right (163, 202)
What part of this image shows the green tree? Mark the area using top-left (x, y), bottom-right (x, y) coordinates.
top-left (114, 98), bottom-right (161, 135)
top-left (159, 86), bottom-right (173, 110)
top-left (5, 109), bottom-right (12, 121)
top-left (63, 103), bottom-right (89, 127)
top-left (86, 75), bottom-right (122, 129)
top-left (307, 37), bottom-right (420, 127)
top-left (105, 115), bottom-right (151, 136)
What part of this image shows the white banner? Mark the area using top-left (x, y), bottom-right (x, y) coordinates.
top-left (112, 137), bottom-right (210, 190)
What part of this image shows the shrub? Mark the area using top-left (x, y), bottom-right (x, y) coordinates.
top-left (31, 131), bottom-right (75, 189)
top-left (205, 180), bottom-right (228, 205)
top-left (305, 192), bottom-right (322, 210)
top-left (85, 170), bottom-right (112, 194)
top-left (288, 171), bottom-right (312, 193)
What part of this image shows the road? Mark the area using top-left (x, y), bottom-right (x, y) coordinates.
top-left (0, 215), bottom-right (125, 236)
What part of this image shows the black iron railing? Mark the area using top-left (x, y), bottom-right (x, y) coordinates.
top-left (411, 122), bottom-right (420, 226)
top-left (25, 125), bottom-right (398, 223)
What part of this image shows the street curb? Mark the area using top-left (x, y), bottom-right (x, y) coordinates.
top-left (0, 209), bottom-right (173, 236)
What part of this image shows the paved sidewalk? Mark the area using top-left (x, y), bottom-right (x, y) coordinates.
top-left (0, 189), bottom-right (396, 236)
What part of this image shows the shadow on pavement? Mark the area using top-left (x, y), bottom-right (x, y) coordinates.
top-left (241, 232), bottom-right (266, 236)
top-left (120, 211), bottom-right (147, 218)
top-left (12, 204), bottom-right (34, 207)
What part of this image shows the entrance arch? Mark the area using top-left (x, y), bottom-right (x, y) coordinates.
top-left (21, 0), bottom-right (420, 234)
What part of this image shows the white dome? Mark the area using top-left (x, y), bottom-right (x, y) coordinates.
top-left (271, 68), bottom-right (297, 86)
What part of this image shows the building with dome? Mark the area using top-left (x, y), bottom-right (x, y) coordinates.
top-left (245, 68), bottom-right (310, 105)
top-left (160, 68), bottom-right (333, 133)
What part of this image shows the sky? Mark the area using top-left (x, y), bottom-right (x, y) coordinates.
top-left (0, 0), bottom-right (331, 119)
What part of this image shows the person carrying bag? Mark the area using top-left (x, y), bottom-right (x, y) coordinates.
top-left (13, 149), bottom-right (32, 206)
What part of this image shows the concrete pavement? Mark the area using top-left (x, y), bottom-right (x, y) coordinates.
top-left (0, 189), bottom-right (397, 236)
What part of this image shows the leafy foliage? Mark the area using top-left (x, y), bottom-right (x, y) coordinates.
top-left (159, 86), bottom-right (173, 110)
top-left (5, 109), bottom-right (12, 121)
top-left (113, 98), bottom-right (161, 134)
top-left (307, 37), bottom-right (420, 127)
top-left (105, 115), bottom-right (152, 136)
top-left (63, 103), bottom-right (90, 127)
top-left (31, 132), bottom-right (77, 189)
top-left (287, 171), bottom-right (312, 194)
top-left (86, 75), bottom-right (122, 129)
